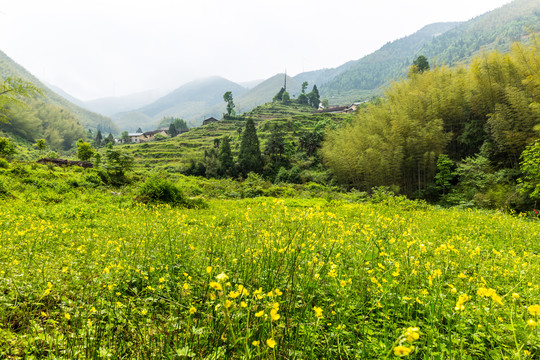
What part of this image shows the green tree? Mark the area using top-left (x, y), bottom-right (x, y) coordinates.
top-left (273, 87), bottom-right (285, 102)
top-left (104, 133), bottom-right (115, 146)
top-left (435, 154), bottom-right (454, 195)
top-left (33, 138), bottom-right (47, 154)
top-left (104, 143), bottom-right (133, 184)
top-left (95, 130), bottom-right (103, 147)
top-left (121, 131), bottom-right (130, 142)
top-left (519, 140), bottom-right (540, 200)
top-left (136, 127), bottom-right (143, 133)
top-left (411, 55), bottom-right (430, 74)
top-left (223, 91), bottom-right (236, 117)
top-left (76, 139), bottom-right (95, 161)
top-left (168, 123), bottom-right (178, 137)
top-left (0, 77), bottom-right (42, 123)
top-left (282, 91), bottom-right (291, 104)
top-left (238, 118), bottom-right (263, 176)
top-left (218, 136), bottom-right (235, 178)
top-left (264, 125), bottom-right (289, 176)
top-left (301, 81), bottom-right (308, 93)
top-left (297, 93), bottom-right (309, 105)
top-left (0, 137), bottom-right (16, 158)
top-left (307, 85), bottom-right (320, 108)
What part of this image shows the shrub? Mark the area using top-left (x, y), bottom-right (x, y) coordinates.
top-left (138, 174), bottom-right (205, 208)
top-left (0, 158), bottom-right (9, 169)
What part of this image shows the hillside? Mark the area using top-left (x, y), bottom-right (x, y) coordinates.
top-left (418, 0), bottom-right (540, 64)
top-left (84, 89), bottom-right (165, 117)
top-left (317, 22), bottom-right (461, 103)
top-left (114, 76), bottom-right (248, 130)
top-left (0, 49), bottom-right (117, 134)
top-left (318, 0), bottom-right (540, 103)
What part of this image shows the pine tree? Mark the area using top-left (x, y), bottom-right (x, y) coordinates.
top-left (238, 118), bottom-right (263, 176)
top-left (95, 130), bottom-right (103, 147)
top-left (218, 136), bottom-right (235, 178)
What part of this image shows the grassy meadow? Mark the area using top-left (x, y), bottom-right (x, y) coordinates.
top-left (0, 165), bottom-right (539, 359)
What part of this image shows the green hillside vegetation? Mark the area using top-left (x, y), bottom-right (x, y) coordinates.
top-left (323, 36), bottom-right (540, 210)
top-left (0, 50), bottom-right (117, 134)
top-left (317, 22), bottom-right (460, 102)
top-left (317, 0), bottom-right (540, 104)
top-left (117, 101), bottom-right (351, 183)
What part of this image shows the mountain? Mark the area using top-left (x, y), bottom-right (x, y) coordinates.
top-left (418, 0), bottom-right (540, 65)
top-left (315, 22), bottom-right (461, 103)
top-left (0, 49), bottom-right (117, 134)
top-left (113, 76), bottom-right (248, 131)
top-left (84, 90), bottom-right (165, 117)
top-left (316, 0), bottom-right (540, 103)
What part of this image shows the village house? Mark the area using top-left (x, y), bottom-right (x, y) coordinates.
top-left (202, 117), bottom-right (219, 126)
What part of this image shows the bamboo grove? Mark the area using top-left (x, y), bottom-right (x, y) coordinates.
top-left (322, 36), bottom-right (540, 199)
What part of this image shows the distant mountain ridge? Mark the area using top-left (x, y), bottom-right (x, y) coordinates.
top-left (0, 49), bottom-right (117, 133)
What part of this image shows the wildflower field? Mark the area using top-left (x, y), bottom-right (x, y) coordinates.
top-left (1, 190), bottom-right (540, 359)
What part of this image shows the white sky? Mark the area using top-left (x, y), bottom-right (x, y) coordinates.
top-left (0, 0), bottom-right (512, 101)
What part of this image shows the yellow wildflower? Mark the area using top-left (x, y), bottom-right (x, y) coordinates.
top-left (189, 307), bottom-right (197, 314)
top-left (404, 327), bottom-right (420, 342)
top-left (313, 306), bottom-right (323, 319)
top-left (209, 282), bottom-right (223, 291)
top-left (266, 338), bottom-right (276, 348)
top-left (394, 345), bottom-right (414, 356)
top-left (255, 310), bottom-right (264, 317)
top-left (65, 313), bottom-right (71, 320)
top-left (270, 308), bottom-right (280, 321)
top-left (216, 273), bottom-right (228, 282)
top-left (252, 340), bottom-right (260, 346)
top-left (528, 305), bottom-right (540, 316)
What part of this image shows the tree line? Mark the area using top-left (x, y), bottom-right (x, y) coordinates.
top-left (322, 36), bottom-right (540, 208)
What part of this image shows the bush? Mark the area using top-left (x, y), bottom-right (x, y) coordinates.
top-left (138, 174), bottom-right (206, 208)
top-left (0, 158), bottom-right (9, 169)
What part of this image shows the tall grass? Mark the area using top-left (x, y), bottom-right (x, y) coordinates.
top-left (0, 188), bottom-right (539, 358)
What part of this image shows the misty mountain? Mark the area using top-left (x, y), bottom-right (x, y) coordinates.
top-left (110, 76), bottom-right (248, 131)
top-left (84, 90), bottom-right (165, 117)
top-left (0, 49), bottom-right (117, 133)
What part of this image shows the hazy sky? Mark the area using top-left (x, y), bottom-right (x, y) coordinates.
top-left (0, 0), bottom-right (511, 101)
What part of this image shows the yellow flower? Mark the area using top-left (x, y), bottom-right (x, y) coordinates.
top-left (228, 291), bottom-right (240, 299)
top-left (512, 293), bottom-right (520, 299)
top-left (65, 313), bottom-right (71, 320)
top-left (159, 277), bottom-right (165, 283)
top-left (528, 305), bottom-right (540, 316)
top-left (225, 300), bottom-right (233, 308)
top-left (394, 345), bottom-right (414, 357)
top-left (209, 282), bottom-right (223, 291)
top-left (252, 340), bottom-right (260, 346)
top-left (527, 319), bottom-right (537, 327)
top-left (270, 308), bottom-right (280, 321)
top-left (255, 310), bottom-right (264, 317)
top-left (87, 319), bottom-right (92, 327)
top-left (340, 280), bottom-right (347, 287)
top-left (189, 307), bottom-right (197, 314)
top-left (404, 327), bottom-right (420, 342)
top-left (206, 266), bottom-right (212, 274)
top-left (141, 309), bottom-right (148, 315)
top-left (266, 338), bottom-right (276, 348)
top-left (313, 306), bottom-right (323, 319)
top-left (240, 301), bottom-right (248, 308)
top-left (275, 288), bottom-right (283, 296)
top-left (216, 273), bottom-right (229, 282)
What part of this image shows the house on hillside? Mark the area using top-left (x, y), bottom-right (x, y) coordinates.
top-left (317, 102), bottom-right (364, 114)
top-left (141, 130), bottom-right (168, 141)
top-left (202, 117), bottom-right (219, 126)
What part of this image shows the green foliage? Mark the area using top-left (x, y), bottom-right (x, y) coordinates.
top-left (0, 137), bottom-right (16, 158)
top-left (223, 91), bottom-right (236, 117)
top-left (76, 139), bottom-right (95, 161)
top-left (137, 173), bottom-right (195, 207)
top-left (217, 136), bottom-right (235, 178)
top-left (103, 144), bottom-right (134, 184)
top-left (411, 55), bottom-right (430, 74)
top-left (435, 154), bottom-right (454, 194)
top-left (307, 85), bottom-right (320, 108)
top-left (0, 77), bottom-right (42, 123)
top-left (238, 118), bottom-right (263, 176)
top-left (519, 140), bottom-right (540, 200)
top-left (323, 38), bottom-right (540, 200)
top-left (273, 87), bottom-right (285, 102)
top-left (121, 130), bottom-right (130, 142)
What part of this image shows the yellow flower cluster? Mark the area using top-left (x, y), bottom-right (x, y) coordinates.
top-left (477, 287), bottom-right (504, 305)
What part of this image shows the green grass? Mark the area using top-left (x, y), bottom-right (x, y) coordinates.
top-left (0, 165), bottom-right (539, 358)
